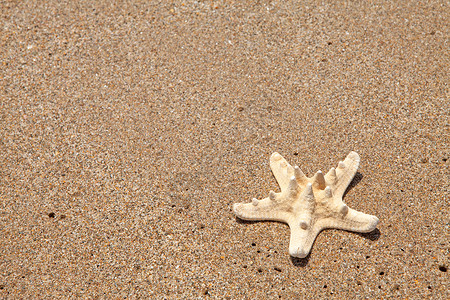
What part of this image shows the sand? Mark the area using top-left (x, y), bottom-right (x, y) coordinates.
top-left (1, 0), bottom-right (448, 298)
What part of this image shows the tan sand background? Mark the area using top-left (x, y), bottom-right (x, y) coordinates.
top-left (1, 0), bottom-right (448, 298)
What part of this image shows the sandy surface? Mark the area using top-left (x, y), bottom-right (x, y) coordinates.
top-left (1, 0), bottom-right (448, 298)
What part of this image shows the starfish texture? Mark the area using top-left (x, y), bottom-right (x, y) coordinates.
top-left (233, 151), bottom-right (379, 258)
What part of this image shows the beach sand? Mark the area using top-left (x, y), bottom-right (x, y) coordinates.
top-left (1, 0), bottom-right (448, 298)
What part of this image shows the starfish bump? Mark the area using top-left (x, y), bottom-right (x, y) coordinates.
top-left (233, 151), bottom-right (379, 258)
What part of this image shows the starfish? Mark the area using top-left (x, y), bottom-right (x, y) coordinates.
top-left (233, 151), bottom-right (379, 258)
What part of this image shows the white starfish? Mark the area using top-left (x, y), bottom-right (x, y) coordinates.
top-left (233, 151), bottom-right (379, 258)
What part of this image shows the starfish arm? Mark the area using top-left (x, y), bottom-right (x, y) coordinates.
top-left (316, 207), bottom-right (379, 233)
top-left (287, 221), bottom-right (322, 258)
top-left (233, 198), bottom-right (291, 223)
top-left (269, 152), bottom-right (294, 192)
top-left (333, 151), bottom-right (360, 198)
